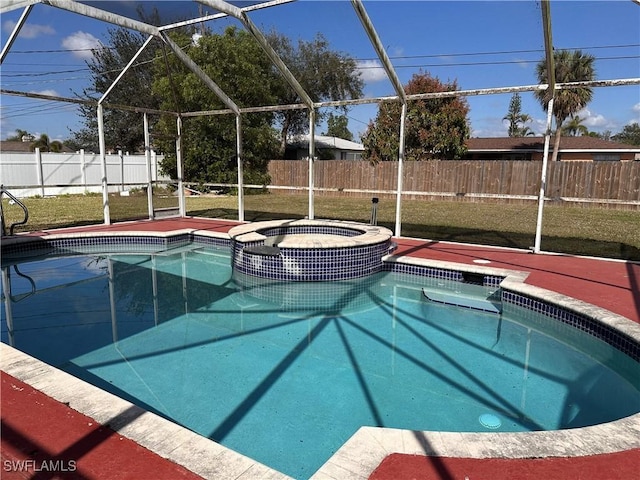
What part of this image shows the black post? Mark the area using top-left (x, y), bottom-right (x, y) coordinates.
top-left (370, 197), bottom-right (379, 225)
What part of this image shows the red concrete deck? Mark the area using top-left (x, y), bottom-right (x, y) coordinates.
top-left (1, 372), bottom-right (203, 480)
top-left (369, 450), bottom-right (640, 480)
top-left (2, 217), bottom-right (639, 479)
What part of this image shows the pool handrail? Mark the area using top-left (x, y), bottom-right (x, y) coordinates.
top-left (0, 185), bottom-right (29, 236)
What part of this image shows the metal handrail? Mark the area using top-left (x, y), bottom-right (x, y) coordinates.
top-left (0, 185), bottom-right (29, 236)
top-left (2, 265), bottom-right (37, 303)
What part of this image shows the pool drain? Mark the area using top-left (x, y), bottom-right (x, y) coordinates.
top-left (479, 413), bottom-right (502, 429)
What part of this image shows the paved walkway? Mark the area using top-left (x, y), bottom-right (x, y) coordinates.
top-left (2, 217), bottom-right (639, 479)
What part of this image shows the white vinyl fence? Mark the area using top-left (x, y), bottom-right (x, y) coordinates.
top-left (0, 149), bottom-right (168, 197)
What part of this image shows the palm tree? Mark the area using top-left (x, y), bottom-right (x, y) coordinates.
top-left (503, 93), bottom-right (536, 137)
top-left (30, 133), bottom-right (63, 153)
top-left (535, 49), bottom-right (595, 161)
top-left (518, 125), bottom-right (536, 137)
top-left (562, 115), bottom-right (589, 137)
top-left (6, 129), bottom-right (32, 142)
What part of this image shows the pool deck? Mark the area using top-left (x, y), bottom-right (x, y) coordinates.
top-left (2, 216), bottom-right (639, 479)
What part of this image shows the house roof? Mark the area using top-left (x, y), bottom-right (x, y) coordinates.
top-left (0, 141), bottom-right (34, 153)
top-left (0, 140), bottom-right (74, 153)
top-left (466, 137), bottom-right (639, 152)
top-left (289, 134), bottom-right (365, 152)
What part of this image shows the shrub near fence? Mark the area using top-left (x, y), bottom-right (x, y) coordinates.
top-left (267, 160), bottom-right (640, 207)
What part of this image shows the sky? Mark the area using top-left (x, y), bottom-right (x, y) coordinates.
top-left (1, 0), bottom-right (639, 143)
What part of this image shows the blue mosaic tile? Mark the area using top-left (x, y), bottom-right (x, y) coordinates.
top-left (192, 235), bottom-right (231, 248)
top-left (231, 234), bottom-right (391, 282)
top-left (3, 231), bottom-right (638, 363)
top-left (502, 290), bottom-right (640, 362)
top-left (258, 225), bottom-right (362, 238)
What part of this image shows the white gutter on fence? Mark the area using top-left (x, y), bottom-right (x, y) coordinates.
top-left (535, 97), bottom-right (555, 253)
top-left (176, 117), bottom-right (186, 217)
top-left (396, 104), bottom-right (408, 237)
top-left (97, 104), bottom-right (111, 225)
top-left (144, 113), bottom-right (154, 220)
top-left (34, 148), bottom-right (44, 198)
top-left (236, 115), bottom-right (245, 222)
top-left (308, 110), bottom-right (316, 220)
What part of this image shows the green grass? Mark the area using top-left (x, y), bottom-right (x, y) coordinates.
top-left (3, 192), bottom-right (639, 260)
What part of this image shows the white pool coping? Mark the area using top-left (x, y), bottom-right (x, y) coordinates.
top-left (311, 256), bottom-right (640, 479)
top-left (2, 227), bottom-right (639, 479)
top-left (228, 219), bottom-right (393, 248)
top-left (0, 344), bottom-right (293, 480)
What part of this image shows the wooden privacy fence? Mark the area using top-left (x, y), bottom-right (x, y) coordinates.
top-left (267, 160), bottom-right (640, 205)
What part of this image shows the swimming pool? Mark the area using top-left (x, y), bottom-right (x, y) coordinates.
top-left (2, 239), bottom-right (639, 479)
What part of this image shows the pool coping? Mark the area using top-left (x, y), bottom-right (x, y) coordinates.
top-left (0, 344), bottom-right (293, 480)
top-left (311, 256), bottom-right (640, 479)
top-left (228, 219), bottom-right (393, 249)
top-left (2, 227), bottom-right (640, 480)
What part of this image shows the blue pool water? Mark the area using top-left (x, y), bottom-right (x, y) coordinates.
top-left (2, 245), bottom-right (639, 479)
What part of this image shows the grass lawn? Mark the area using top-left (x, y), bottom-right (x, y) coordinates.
top-left (2, 192), bottom-right (639, 260)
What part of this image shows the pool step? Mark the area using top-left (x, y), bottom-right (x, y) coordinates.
top-left (422, 288), bottom-right (502, 314)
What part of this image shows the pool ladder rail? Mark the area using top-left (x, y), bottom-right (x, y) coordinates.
top-left (0, 185), bottom-right (29, 236)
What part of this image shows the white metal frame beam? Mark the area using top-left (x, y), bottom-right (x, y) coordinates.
top-left (2, 0), bottom-right (638, 245)
top-left (0, 4), bottom-right (33, 63)
top-left (0, 0), bottom-right (38, 15)
top-left (198, 0), bottom-right (314, 109)
top-left (44, 0), bottom-right (159, 36)
top-left (534, 0), bottom-right (557, 254)
top-left (160, 0), bottom-right (295, 32)
top-left (351, 0), bottom-right (407, 236)
top-left (198, 0), bottom-right (317, 218)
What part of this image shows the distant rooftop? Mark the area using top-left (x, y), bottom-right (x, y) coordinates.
top-left (289, 134), bottom-right (364, 151)
top-left (467, 137), bottom-right (639, 152)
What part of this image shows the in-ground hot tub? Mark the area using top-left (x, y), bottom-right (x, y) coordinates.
top-left (229, 219), bottom-right (394, 282)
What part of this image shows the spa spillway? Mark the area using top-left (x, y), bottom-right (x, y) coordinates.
top-left (229, 219), bottom-right (394, 282)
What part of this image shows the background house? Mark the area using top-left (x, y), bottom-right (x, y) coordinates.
top-left (1, 140), bottom-right (74, 153)
top-left (285, 134), bottom-right (364, 160)
top-left (463, 137), bottom-right (639, 161)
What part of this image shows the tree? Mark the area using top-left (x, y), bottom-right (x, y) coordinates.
top-left (70, 26), bottom-right (162, 152)
top-left (503, 93), bottom-right (535, 137)
top-left (562, 115), bottom-right (589, 136)
top-left (325, 113), bottom-right (353, 141)
top-left (268, 32), bottom-right (363, 155)
top-left (587, 130), bottom-right (612, 141)
top-left (362, 72), bottom-right (470, 163)
top-left (152, 27), bottom-right (279, 185)
top-left (612, 122), bottom-right (640, 146)
top-left (30, 133), bottom-right (63, 152)
top-left (72, 21), bottom-right (362, 184)
top-left (535, 49), bottom-right (596, 161)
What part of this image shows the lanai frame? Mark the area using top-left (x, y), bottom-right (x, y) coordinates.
top-left (2, 0), bottom-right (639, 253)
